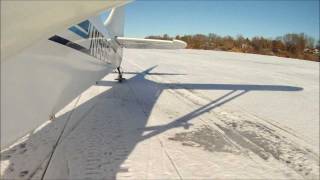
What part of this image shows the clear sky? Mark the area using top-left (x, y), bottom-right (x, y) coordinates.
top-left (120, 0), bottom-right (319, 40)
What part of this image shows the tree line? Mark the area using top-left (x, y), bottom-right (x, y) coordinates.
top-left (145, 33), bottom-right (320, 62)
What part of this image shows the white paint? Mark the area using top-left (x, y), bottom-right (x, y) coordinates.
top-left (117, 37), bottom-right (187, 49)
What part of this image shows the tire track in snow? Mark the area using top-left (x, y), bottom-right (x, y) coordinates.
top-left (128, 61), bottom-right (319, 179)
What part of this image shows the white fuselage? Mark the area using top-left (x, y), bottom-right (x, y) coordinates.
top-left (1, 1), bottom-right (127, 149)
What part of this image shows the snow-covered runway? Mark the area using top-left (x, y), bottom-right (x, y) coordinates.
top-left (1, 49), bottom-right (319, 179)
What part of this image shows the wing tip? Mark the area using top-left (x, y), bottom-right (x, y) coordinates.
top-left (173, 39), bottom-right (187, 49)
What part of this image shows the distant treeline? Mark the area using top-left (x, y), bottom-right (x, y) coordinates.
top-left (145, 33), bottom-right (320, 62)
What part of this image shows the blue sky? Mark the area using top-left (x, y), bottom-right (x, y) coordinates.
top-left (118, 0), bottom-right (319, 40)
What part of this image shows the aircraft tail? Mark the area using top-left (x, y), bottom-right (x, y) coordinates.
top-left (103, 6), bottom-right (125, 37)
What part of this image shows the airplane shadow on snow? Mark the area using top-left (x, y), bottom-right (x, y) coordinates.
top-left (1, 66), bottom-right (303, 179)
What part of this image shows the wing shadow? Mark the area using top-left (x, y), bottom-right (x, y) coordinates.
top-left (1, 65), bottom-right (303, 179)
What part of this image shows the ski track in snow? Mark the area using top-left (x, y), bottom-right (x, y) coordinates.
top-left (130, 60), bottom-right (319, 179)
top-left (1, 49), bottom-right (319, 179)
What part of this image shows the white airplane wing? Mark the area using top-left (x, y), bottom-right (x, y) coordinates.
top-left (117, 37), bottom-right (187, 49)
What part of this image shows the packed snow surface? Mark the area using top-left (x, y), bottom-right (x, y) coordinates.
top-left (1, 49), bottom-right (319, 179)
